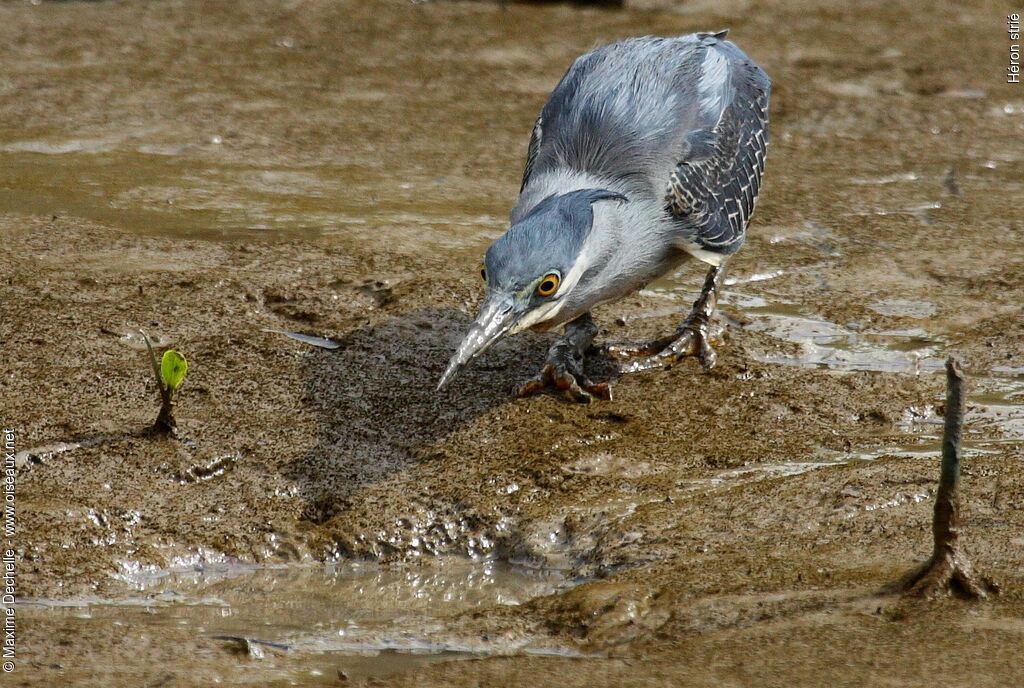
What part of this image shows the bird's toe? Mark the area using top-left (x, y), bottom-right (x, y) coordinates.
top-left (613, 320), bottom-right (724, 374)
top-left (603, 335), bottom-right (675, 361)
top-left (515, 355), bottom-right (611, 404)
top-left (552, 372), bottom-right (612, 403)
top-left (515, 363), bottom-right (552, 398)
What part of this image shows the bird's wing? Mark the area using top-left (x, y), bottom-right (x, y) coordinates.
top-left (667, 39), bottom-right (770, 259)
top-left (514, 33), bottom-right (770, 243)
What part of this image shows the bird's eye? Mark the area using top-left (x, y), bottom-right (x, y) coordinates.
top-left (536, 273), bottom-right (560, 296)
top-left (479, 264), bottom-right (487, 282)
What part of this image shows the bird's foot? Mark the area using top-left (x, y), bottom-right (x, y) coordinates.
top-left (605, 315), bottom-right (724, 374)
top-left (517, 340), bottom-right (611, 403)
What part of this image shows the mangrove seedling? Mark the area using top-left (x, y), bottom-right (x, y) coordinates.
top-left (141, 330), bottom-right (188, 434)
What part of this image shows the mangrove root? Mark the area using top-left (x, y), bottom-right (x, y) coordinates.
top-left (901, 357), bottom-right (988, 599)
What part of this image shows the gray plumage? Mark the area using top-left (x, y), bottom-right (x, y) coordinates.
top-left (438, 31), bottom-right (771, 393)
top-left (485, 189), bottom-right (626, 292)
top-left (518, 31), bottom-right (769, 253)
top-left (511, 31), bottom-right (770, 326)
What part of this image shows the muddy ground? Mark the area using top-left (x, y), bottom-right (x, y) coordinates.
top-left (2, 0), bottom-right (1023, 686)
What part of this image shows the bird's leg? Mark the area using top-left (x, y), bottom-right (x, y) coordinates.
top-left (517, 312), bottom-right (612, 403)
top-left (606, 264), bottom-right (725, 373)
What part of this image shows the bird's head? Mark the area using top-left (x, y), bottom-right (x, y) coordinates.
top-left (438, 188), bottom-right (626, 390)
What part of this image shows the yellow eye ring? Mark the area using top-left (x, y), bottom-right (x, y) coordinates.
top-left (536, 273), bottom-right (560, 296)
top-left (479, 263), bottom-right (487, 282)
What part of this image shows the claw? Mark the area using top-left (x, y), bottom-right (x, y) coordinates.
top-left (554, 371), bottom-right (612, 403)
top-left (515, 313), bottom-right (610, 403)
top-left (516, 370), bottom-right (550, 398)
top-left (516, 353), bottom-right (612, 404)
top-left (696, 328), bottom-right (718, 369)
top-left (613, 319), bottom-right (724, 374)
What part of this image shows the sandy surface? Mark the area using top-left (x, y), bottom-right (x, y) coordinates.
top-left (2, 0), bottom-right (1023, 686)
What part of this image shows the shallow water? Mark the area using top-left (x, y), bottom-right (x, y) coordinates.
top-left (26, 560), bottom-right (572, 684)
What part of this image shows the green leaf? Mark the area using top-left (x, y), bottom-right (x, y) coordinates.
top-left (160, 350), bottom-right (188, 390)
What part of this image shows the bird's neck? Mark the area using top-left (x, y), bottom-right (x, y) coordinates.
top-left (512, 169), bottom-right (627, 224)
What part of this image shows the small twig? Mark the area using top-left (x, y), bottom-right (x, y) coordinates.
top-left (140, 329), bottom-right (177, 434)
top-left (900, 356), bottom-right (988, 598)
top-left (140, 329), bottom-right (163, 392)
top-left (211, 635), bottom-right (291, 659)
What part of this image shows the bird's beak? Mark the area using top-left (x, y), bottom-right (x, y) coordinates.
top-left (437, 295), bottom-right (520, 391)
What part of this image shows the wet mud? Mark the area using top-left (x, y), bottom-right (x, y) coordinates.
top-left (2, 0), bottom-right (1023, 686)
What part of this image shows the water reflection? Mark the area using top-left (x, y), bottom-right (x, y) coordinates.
top-left (25, 559), bottom-right (573, 682)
